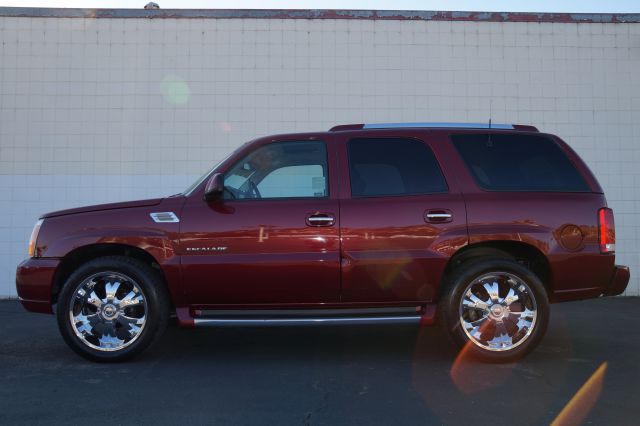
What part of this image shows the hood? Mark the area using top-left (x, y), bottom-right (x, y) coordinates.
top-left (41, 198), bottom-right (164, 219)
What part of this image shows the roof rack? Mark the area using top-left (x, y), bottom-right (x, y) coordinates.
top-left (329, 123), bottom-right (539, 132)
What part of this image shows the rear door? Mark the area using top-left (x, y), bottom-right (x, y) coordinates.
top-left (336, 131), bottom-right (468, 303)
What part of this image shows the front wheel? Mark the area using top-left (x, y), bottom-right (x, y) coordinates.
top-left (56, 256), bottom-right (169, 362)
top-left (439, 258), bottom-right (549, 362)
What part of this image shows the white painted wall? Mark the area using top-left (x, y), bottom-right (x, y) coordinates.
top-left (1, 15), bottom-right (639, 297)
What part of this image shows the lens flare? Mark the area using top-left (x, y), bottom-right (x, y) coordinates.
top-left (551, 362), bottom-right (607, 426)
top-left (161, 75), bottom-right (190, 105)
top-left (449, 325), bottom-right (515, 394)
top-left (219, 122), bottom-right (233, 133)
top-left (363, 250), bottom-right (414, 291)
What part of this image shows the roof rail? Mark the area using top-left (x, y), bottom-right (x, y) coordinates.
top-left (364, 122), bottom-right (514, 129)
top-left (329, 123), bottom-right (539, 132)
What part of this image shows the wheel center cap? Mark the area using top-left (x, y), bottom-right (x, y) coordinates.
top-left (102, 304), bottom-right (118, 319)
top-left (490, 305), bottom-right (505, 318)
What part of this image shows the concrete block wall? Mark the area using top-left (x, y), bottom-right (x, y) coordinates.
top-left (1, 9), bottom-right (639, 297)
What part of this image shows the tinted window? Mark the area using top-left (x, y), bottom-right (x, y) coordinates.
top-left (348, 138), bottom-right (447, 197)
top-left (452, 134), bottom-right (589, 192)
top-left (224, 141), bottom-right (328, 199)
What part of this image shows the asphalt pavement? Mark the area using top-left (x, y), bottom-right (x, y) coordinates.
top-left (1, 298), bottom-right (639, 425)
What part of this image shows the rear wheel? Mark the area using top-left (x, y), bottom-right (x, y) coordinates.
top-left (56, 256), bottom-right (169, 362)
top-left (439, 258), bottom-right (549, 362)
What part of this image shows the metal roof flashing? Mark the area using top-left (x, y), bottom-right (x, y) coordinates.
top-left (0, 8), bottom-right (638, 23)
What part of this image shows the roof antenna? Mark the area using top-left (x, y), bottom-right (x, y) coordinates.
top-left (487, 100), bottom-right (493, 147)
top-left (489, 99), bottom-right (492, 129)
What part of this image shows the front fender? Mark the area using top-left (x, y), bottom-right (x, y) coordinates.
top-left (42, 229), bottom-right (177, 264)
top-left (34, 197), bottom-right (185, 264)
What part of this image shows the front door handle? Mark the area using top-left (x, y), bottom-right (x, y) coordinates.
top-left (306, 213), bottom-right (336, 227)
top-left (425, 209), bottom-right (453, 223)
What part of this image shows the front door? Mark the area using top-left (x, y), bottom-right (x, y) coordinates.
top-left (336, 134), bottom-right (468, 303)
top-left (180, 139), bottom-right (341, 306)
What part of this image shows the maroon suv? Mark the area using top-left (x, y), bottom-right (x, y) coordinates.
top-left (16, 123), bottom-right (629, 362)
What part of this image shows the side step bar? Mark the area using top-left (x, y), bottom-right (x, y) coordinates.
top-left (193, 316), bottom-right (422, 327)
top-left (177, 305), bottom-right (438, 327)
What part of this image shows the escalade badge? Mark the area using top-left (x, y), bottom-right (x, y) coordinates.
top-left (186, 247), bottom-right (228, 252)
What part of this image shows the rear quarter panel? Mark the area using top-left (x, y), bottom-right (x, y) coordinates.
top-left (443, 130), bottom-right (614, 301)
top-left (463, 192), bottom-right (613, 300)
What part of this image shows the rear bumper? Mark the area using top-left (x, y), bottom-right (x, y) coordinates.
top-left (603, 265), bottom-right (630, 296)
top-left (15, 258), bottom-right (60, 314)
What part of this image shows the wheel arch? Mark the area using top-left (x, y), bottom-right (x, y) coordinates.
top-left (51, 243), bottom-right (170, 306)
top-left (440, 241), bottom-right (552, 299)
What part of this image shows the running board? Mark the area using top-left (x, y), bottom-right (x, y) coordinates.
top-left (193, 316), bottom-right (422, 327)
top-left (177, 305), bottom-right (438, 328)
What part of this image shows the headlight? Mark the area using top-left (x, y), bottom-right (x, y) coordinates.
top-left (28, 219), bottom-right (44, 258)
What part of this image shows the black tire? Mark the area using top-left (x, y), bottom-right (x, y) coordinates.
top-left (439, 258), bottom-right (549, 362)
top-left (56, 256), bottom-right (169, 362)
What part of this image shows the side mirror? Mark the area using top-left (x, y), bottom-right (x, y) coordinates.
top-left (203, 173), bottom-right (224, 201)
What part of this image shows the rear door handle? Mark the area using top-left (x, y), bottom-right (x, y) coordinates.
top-left (306, 213), bottom-right (336, 227)
top-left (425, 209), bottom-right (453, 223)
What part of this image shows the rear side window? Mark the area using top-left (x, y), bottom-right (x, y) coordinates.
top-left (348, 138), bottom-right (448, 197)
top-left (452, 134), bottom-right (590, 192)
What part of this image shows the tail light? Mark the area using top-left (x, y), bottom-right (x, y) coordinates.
top-left (598, 208), bottom-right (615, 254)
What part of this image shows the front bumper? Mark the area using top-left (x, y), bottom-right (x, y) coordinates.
top-left (15, 258), bottom-right (60, 314)
top-left (603, 265), bottom-right (630, 296)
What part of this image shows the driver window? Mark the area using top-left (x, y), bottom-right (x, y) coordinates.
top-left (223, 141), bottom-right (328, 199)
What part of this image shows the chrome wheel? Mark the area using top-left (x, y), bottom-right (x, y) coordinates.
top-left (459, 272), bottom-right (537, 352)
top-left (68, 271), bottom-right (147, 352)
